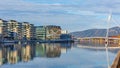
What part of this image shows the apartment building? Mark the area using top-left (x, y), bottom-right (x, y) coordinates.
top-left (0, 19), bottom-right (8, 39)
top-left (22, 22), bottom-right (35, 40)
top-left (7, 20), bottom-right (22, 40)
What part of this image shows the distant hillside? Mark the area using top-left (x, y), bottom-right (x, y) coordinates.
top-left (70, 27), bottom-right (120, 38)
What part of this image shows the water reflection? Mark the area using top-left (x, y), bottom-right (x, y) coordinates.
top-left (36, 43), bottom-right (61, 58)
top-left (0, 43), bottom-right (73, 66)
top-left (21, 44), bottom-right (34, 62)
top-left (77, 43), bottom-right (120, 52)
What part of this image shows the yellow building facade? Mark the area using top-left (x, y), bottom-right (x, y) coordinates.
top-left (0, 19), bottom-right (8, 38)
top-left (22, 22), bottom-right (35, 40)
top-left (8, 20), bottom-right (22, 40)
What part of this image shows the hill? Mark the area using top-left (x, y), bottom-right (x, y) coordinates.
top-left (70, 27), bottom-right (120, 38)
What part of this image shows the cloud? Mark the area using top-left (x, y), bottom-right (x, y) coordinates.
top-left (0, 0), bottom-right (120, 32)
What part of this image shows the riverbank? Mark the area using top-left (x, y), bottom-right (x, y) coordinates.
top-left (0, 39), bottom-right (74, 44)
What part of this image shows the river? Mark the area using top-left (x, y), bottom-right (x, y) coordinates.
top-left (0, 42), bottom-right (119, 68)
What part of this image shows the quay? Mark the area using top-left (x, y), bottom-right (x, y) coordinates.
top-left (78, 37), bottom-right (120, 45)
top-left (34, 39), bottom-right (74, 43)
top-left (0, 39), bottom-right (74, 44)
top-left (77, 45), bottom-right (120, 49)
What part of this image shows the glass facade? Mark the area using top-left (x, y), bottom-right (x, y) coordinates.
top-left (35, 26), bottom-right (46, 40)
top-left (35, 25), bottom-right (61, 40)
top-left (0, 19), bottom-right (62, 40)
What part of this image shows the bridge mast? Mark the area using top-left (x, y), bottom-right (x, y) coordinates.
top-left (105, 10), bottom-right (112, 68)
top-left (105, 10), bottom-right (112, 47)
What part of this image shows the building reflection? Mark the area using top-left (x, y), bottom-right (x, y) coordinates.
top-left (35, 43), bottom-right (61, 58)
top-left (7, 44), bottom-right (21, 64)
top-left (35, 44), bottom-right (46, 57)
top-left (60, 43), bottom-right (73, 53)
top-left (7, 48), bottom-right (18, 64)
top-left (0, 42), bottom-right (73, 66)
top-left (0, 48), bottom-right (3, 65)
top-left (46, 44), bottom-right (61, 58)
top-left (21, 45), bottom-right (31, 62)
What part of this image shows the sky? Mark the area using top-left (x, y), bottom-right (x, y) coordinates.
top-left (1, 0), bottom-right (120, 32)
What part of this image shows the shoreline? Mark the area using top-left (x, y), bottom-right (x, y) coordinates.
top-left (77, 45), bottom-right (120, 49)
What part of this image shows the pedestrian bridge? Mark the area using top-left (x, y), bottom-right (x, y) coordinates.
top-left (78, 37), bottom-right (120, 44)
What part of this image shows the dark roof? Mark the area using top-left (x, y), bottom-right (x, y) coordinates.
top-left (30, 24), bottom-right (34, 26)
top-left (46, 25), bottom-right (61, 29)
top-left (0, 19), bottom-right (8, 22)
top-left (35, 26), bottom-right (45, 28)
top-left (23, 22), bottom-right (29, 23)
top-left (3, 20), bottom-right (8, 22)
top-left (10, 20), bottom-right (17, 22)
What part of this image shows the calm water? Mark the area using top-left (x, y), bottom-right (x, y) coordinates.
top-left (0, 43), bottom-right (119, 68)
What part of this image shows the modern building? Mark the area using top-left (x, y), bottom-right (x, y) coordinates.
top-left (61, 30), bottom-right (68, 34)
top-left (35, 26), bottom-right (46, 40)
top-left (35, 25), bottom-right (61, 40)
top-left (60, 34), bottom-right (72, 40)
top-left (0, 19), bottom-right (8, 39)
top-left (7, 20), bottom-right (22, 40)
top-left (46, 25), bottom-right (61, 40)
top-left (0, 19), bottom-right (63, 40)
top-left (22, 22), bottom-right (35, 40)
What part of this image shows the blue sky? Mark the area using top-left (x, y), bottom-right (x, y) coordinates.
top-left (1, 0), bottom-right (120, 32)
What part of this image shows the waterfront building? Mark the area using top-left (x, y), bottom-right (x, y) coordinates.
top-left (35, 25), bottom-right (61, 40)
top-left (61, 30), bottom-right (68, 34)
top-left (60, 34), bottom-right (72, 40)
top-left (109, 35), bottom-right (120, 38)
top-left (109, 35), bottom-right (120, 45)
top-left (0, 19), bottom-right (8, 39)
top-left (46, 25), bottom-right (61, 40)
top-left (35, 26), bottom-right (46, 40)
top-left (22, 22), bottom-right (35, 40)
top-left (0, 19), bottom-right (63, 40)
top-left (7, 20), bottom-right (22, 40)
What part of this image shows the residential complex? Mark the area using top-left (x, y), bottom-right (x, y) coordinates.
top-left (0, 19), bottom-right (64, 40)
top-left (0, 19), bottom-right (8, 39)
top-left (0, 19), bottom-right (36, 40)
top-left (22, 22), bottom-right (35, 40)
top-left (7, 20), bottom-right (22, 40)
